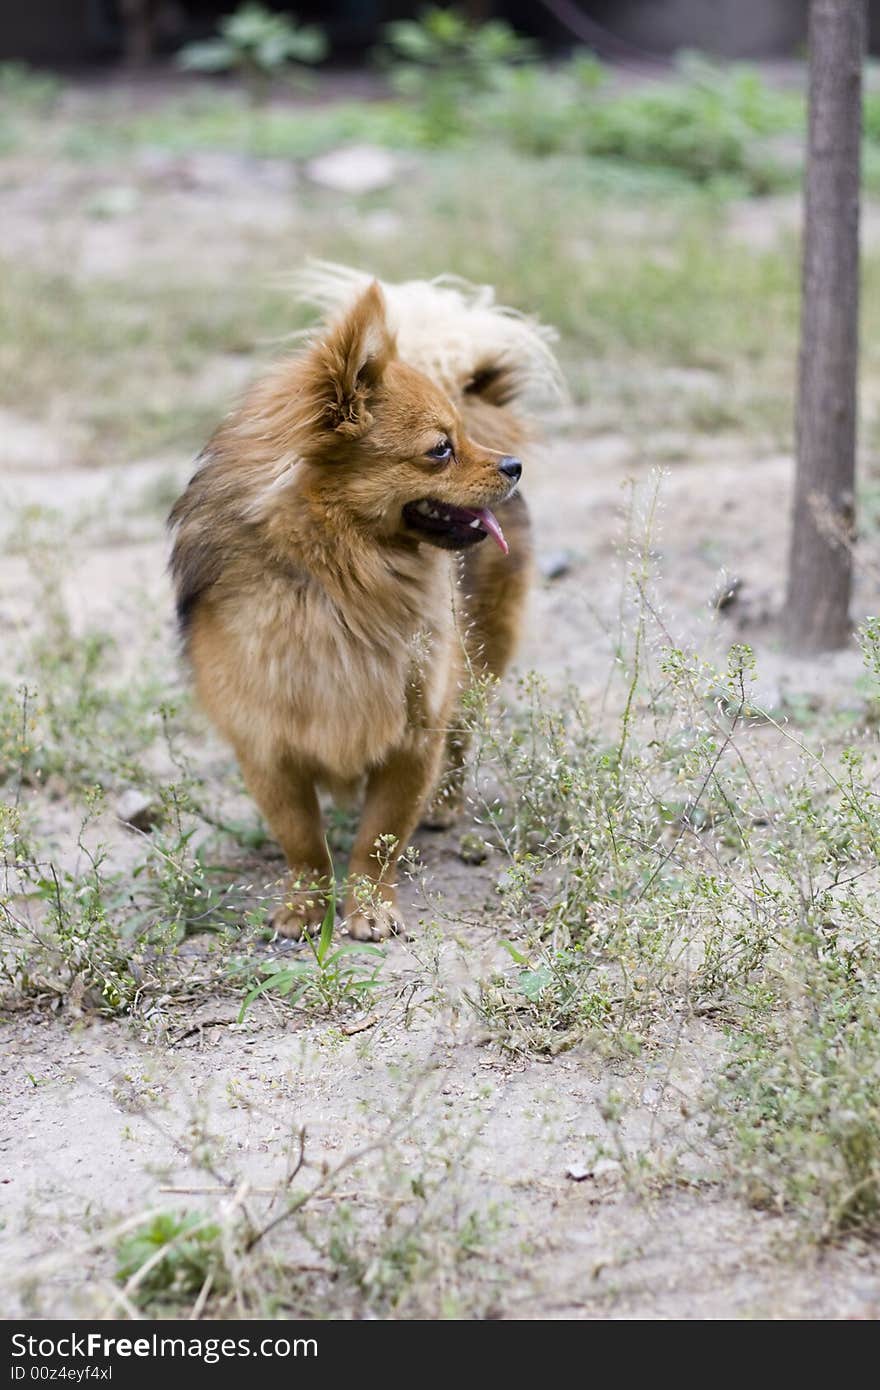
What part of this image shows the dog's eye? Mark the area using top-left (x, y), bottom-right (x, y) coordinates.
top-left (426, 439), bottom-right (453, 462)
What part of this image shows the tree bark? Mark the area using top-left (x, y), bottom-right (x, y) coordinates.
top-left (785, 0), bottom-right (864, 653)
top-left (119, 0), bottom-right (157, 67)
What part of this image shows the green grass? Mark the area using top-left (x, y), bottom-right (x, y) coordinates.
top-left (235, 884), bottom-right (386, 1017)
top-left (723, 969), bottom-right (880, 1234)
top-left (115, 1211), bottom-right (227, 1309)
top-left (60, 94), bottom-right (423, 164)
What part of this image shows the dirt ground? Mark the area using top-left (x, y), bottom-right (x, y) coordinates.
top-left (2, 98), bottom-right (880, 1320)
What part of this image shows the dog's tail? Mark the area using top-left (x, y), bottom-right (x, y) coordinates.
top-left (291, 260), bottom-right (564, 410)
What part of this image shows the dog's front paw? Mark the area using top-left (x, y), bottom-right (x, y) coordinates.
top-left (345, 899), bottom-right (405, 942)
top-left (270, 876), bottom-right (332, 940)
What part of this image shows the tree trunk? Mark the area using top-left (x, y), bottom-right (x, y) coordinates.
top-left (119, 0), bottom-right (156, 68)
top-left (785, 0), bottom-right (864, 653)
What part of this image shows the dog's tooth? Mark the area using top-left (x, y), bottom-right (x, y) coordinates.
top-left (417, 500), bottom-right (431, 515)
top-left (429, 509), bottom-right (440, 519)
top-left (469, 518), bottom-right (482, 529)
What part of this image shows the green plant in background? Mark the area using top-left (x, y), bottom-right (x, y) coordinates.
top-left (380, 5), bottom-right (535, 144)
top-left (859, 78), bottom-right (880, 145)
top-left (0, 798), bottom-right (147, 1016)
top-left (484, 54), bottom-right (803, 190)
top-left (470, 939), bottom-right (614, 1056)
top-left (0, 62), bottom-right (61, 111)
top-left (116, 1211), bottom-right (227, 1308)
top-left (0, 61), bottom-right (62, 156)
top-left (177, 4), bottom-right (327, 104)
top-left (579, 56), bottom-right (802, 190)
top-left (722, 968), bottom-right (880, 1235)
top-left (0, 786), bottom-right (257, 1018)
top-left (325, 1185), bottom-right (500, 1317)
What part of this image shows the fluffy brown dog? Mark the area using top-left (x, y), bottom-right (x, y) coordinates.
top-left (170, 264), bottom-right (560, 940)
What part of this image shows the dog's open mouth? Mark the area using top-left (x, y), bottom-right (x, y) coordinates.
top-left (402, 499), bottom-right (508, 554)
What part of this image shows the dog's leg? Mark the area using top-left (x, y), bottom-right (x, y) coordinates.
top-left (236, 750), bottom-right (333, 939)
top-left (423, 492), bottom-right (533, 829)
top-left (345, 734), bottom-right (443, 941)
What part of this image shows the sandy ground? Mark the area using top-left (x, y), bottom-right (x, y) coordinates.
top-left (2, 126), bottom-right (879, 1320)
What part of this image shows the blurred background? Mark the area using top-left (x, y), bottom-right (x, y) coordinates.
top-left (0, 2), bottom-right (831, 66)
top-left (4, 0), bottom-right (880, 689)
top-left (13, 1), bottom-right (880, 66)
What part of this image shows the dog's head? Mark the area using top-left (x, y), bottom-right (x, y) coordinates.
top-left (294, 283), bottom-right (522, 553)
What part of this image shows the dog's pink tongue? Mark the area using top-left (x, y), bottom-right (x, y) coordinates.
top-left (477, 508), bottom-right (508, 555)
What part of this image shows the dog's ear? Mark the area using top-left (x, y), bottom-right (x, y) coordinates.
top-left (301, 282), bottom-right (396, 444)
top-left (463, 360), bottom-right (518, 408)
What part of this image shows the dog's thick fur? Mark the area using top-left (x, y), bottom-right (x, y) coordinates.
top-left (169, 264), bottom-right (560, 940)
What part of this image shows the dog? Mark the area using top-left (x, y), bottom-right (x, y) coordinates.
top-left (169, 263), bottom-right (560, 940)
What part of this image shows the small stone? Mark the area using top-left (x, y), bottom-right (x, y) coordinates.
top-left (565, 1163), bottom-right (590, 1182)
top-left (305, 144), bottom-right (397, 194)
top-left (458, 832), bottom-right (490, 865)
top-left (566, 1157), bottom-right (622, 1183)
top-left (538, 549), bottom-right (572, 580)
top-left (116, 789), bottom-right (161, 832)
top-left (711, 574), bottom-right (742, 612)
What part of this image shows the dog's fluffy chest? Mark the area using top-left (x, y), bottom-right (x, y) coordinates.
top-left (202, 559), bottom-right (460, 780)
top-left (287, 591), bottom-right (455, 776)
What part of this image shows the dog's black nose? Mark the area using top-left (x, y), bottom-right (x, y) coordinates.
top-left (498, 456), bottom-right (522, 483)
